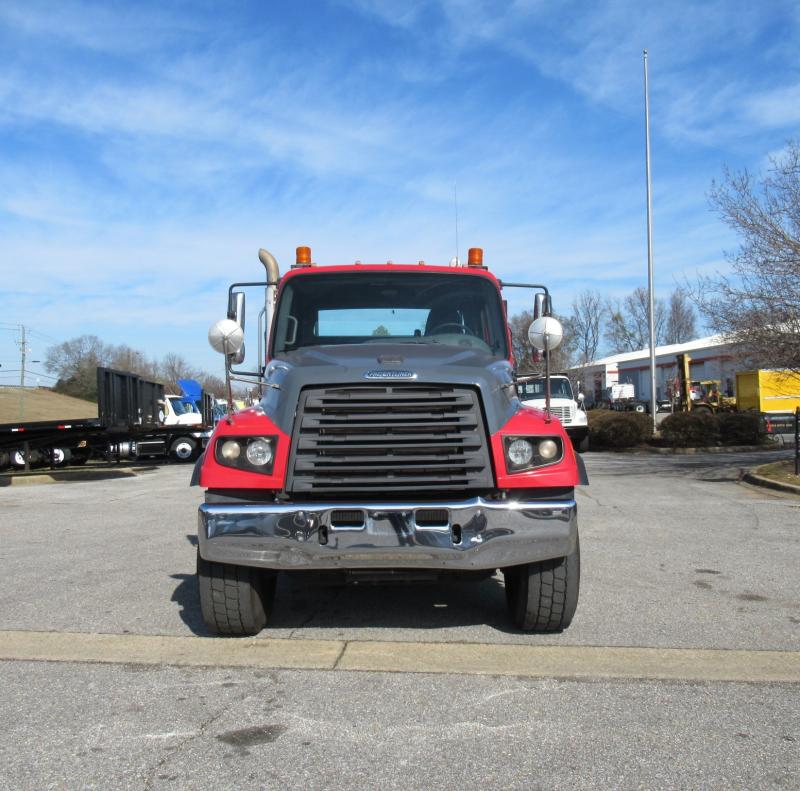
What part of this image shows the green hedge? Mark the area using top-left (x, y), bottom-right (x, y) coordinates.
top-left (588, 410), bottom-right (652, 449)
top-left (659, 410), bottom-right (766, 447)
top-left (716, 411), bottom-right (764, 446)
top-left (659, 411), bottom-right (720, 447)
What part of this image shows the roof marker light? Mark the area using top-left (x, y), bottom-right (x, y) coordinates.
top-left (295, 246), bottom-right (312, 267)
top-left (467, 247), bottom-right (485, 268)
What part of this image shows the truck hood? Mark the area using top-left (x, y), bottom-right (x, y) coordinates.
top-left (257, 342), bottom-right (522, 435)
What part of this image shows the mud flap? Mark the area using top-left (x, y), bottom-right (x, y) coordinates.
top-left (575, 454), bottom-right (589, 485)
top-left (190, 452), bottom-right (205, 486)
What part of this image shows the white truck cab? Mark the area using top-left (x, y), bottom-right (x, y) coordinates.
top-left (160, 395), bottom-right (203, 427)
top-left (518, 374), bottom-right (589, 452)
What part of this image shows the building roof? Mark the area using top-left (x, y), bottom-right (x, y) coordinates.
top-left (584, 335), bottom-right (730, 367)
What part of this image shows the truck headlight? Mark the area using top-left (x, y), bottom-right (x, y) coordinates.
top-left (503, 435), bottom-right (564, 472)
top-left (214, 436), bottom-right (277, 474)
top-left (220, 440), bottom-right (241, 461)
top-left (245, 438), bottom-right (273, 467)
top-left (507, 438), bottom-right (534, 467)
top-left (537, 439), bottom-right (558, 460)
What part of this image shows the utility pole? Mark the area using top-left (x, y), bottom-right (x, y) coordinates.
top-left (643, 49), bottom-right (658, 431)
top-left (19, 324), bottom-right (27, 388)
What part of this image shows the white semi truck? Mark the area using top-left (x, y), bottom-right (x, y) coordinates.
top-left (517, 374), bottom-right (588, 451)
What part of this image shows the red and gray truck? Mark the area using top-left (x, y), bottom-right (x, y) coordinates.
top-left (193, 246), bottom-right (587, 635)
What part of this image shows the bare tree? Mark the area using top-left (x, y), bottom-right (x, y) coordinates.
top-left (664, 288), bottom-right (697, 345)
top-left (45, 335), bottom-right (112, 400)
top-left (694, 141), bottom-right (800, 371)
top-left (45, 336), bottom-right (222, 401)
top-left (158, 353), bottom-right (199, 394)
top-left (569, 290), bottom-right (603, 365)
top-left (197, 373), bottom-right (227, 398)
top-left (605, 287), bottom-right (666, 353)
top-left (108, 344), bottom-right (159, 380)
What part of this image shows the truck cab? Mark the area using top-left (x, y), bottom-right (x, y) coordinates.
top-left (161, 395), bottom-right (202, 426)
top-left (195, 247), bottom-right (585, 635)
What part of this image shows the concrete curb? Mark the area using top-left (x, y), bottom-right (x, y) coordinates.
top-left (741, 470), bottom-right (800, 496)
top-left (0, 466), bottom-right (153, 487)
top-left (2, 629), bottom-right (800, 683)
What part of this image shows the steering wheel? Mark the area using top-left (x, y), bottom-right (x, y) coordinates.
top-left (428, 322), bottom-right (478, 337)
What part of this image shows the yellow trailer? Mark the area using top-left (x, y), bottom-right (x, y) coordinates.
top-left (735, 370), bottom-right (800, 413)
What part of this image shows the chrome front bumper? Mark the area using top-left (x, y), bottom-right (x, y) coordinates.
top-left (198, 497), bottom-right (577, 571)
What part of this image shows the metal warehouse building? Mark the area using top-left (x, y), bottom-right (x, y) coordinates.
top-left (577, 335), bottom-right (738, 406)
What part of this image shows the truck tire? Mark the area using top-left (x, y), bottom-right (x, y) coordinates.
top-left (197, 551), bottom-right (276, 636)
top-left (503, 534), bottom-right (580, 632)
top-left (49, 447), bottom-right (71, 467)
top-left (170, 436), bottom-right (198, 461)
top-left (11, 448), bottom-right (42, 467)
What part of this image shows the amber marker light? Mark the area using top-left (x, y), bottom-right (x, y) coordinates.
top-left (467, 247), bottom-right (484, 267)
top-left (296, 246), bottom-right (312, 266)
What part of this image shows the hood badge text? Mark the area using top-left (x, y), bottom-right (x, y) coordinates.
top-left (364, 369), bottom-right (417, 380)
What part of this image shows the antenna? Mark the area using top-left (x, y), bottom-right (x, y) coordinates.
top-left (454, 183), bottom-right (459, 265)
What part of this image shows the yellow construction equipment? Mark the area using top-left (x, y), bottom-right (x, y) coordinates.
top-left (735, 370), bottom-right (800, 414)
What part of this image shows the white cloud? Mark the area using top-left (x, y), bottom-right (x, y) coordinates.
top-left (743, 83), bottom-right (800, 128)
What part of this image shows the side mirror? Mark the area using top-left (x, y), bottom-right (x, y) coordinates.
top-left (533, 292), bottom-right (552, 320)
top-left (208, 319), bottom-right (245, 356)
top-left (528, 316), bottom-right (563, 351)
top-left (577, 391), bottom-right (585, 403)
top-left (228, 291), bottom-right (246, 331)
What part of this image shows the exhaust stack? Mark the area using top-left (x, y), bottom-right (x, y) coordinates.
top-left (258, 248), bottom-right (280, 282)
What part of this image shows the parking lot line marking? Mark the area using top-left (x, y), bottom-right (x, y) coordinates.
top-left (0, 630), bottom-right (343, 671)
top-left (337, 641), bottom-right (800, 683)
top-left (2, 630), bottom-right (799, 682)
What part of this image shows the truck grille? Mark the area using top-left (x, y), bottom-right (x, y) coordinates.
top-left (548, 405), bottom-right (572, 423)
top-left (286, 385), bottom-right (494, 496)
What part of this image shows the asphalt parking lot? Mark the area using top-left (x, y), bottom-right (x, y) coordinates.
top-left (1, 450), bottom-right (798, 790)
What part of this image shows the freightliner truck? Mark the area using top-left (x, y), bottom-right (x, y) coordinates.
top-left (195, 246), bottom-right (587, 635)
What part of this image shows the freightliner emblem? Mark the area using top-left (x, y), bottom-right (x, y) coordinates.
top-left (363, 370), bottom-right (417, 380)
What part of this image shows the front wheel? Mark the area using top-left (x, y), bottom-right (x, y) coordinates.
top-left (197, 551), bottom-right (277, 635)
top-left (503, 534), bottom-right (580, 632)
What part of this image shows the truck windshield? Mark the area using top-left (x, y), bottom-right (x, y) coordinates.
top-left (272, 272), bottom-right (508, 357)
top-left (169, 398), bottom-right (196, 415)
top-left (519, 378), bottom-right (574, 400)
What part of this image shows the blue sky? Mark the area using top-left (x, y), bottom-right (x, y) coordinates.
top-left (1, 0), bottom-right (799, 383)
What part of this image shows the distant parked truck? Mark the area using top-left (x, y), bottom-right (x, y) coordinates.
top-left (518, 374), bottom-right (589, 451)
top-left (603, 382), bottom-right (653, 413)
top-left (0, 368), bottom-right (214, 469)
top-left (735, 370), bottom-right (800, 415)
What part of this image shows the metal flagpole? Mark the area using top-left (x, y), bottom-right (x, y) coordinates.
top-left (643, 49), bottom-right (657, 430)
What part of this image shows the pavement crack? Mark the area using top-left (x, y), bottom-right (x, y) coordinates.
top-left (141, 681), bottom-right (260, 789)
top-left (332, 641), bottom-right (348, 670)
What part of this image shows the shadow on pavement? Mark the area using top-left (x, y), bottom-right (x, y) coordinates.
top-left (266, 572), bottom-right (517, 634)
top-left (170, 533), bottom-right (520, 636)
top-left (170, 572), bottom-right (210, 636)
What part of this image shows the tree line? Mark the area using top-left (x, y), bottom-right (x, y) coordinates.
top-left (509, 286), bottom-right (697, 373)
top-left (44, 336), bottom-right (226, 402)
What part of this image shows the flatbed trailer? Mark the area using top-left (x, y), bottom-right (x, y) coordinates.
top-left (0, 368), bottom-right (213, 471)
